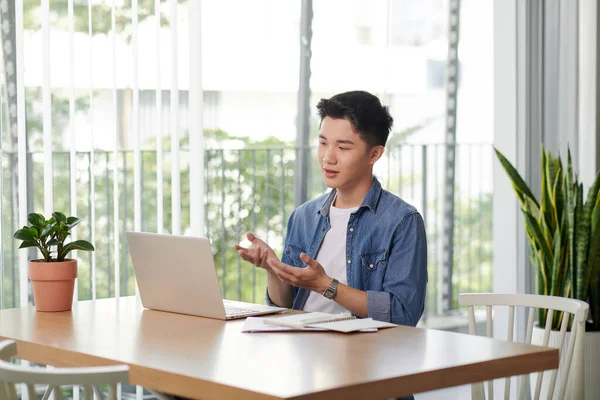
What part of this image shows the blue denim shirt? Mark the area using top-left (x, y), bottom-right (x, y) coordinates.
top-left (268, 177), bottom-right (428, 326)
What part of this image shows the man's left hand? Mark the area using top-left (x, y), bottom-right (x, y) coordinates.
top-left (267, 253), bottom-right (331, 293)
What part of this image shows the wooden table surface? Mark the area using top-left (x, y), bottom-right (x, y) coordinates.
top-left (0, 297), bottom-right (558, 399)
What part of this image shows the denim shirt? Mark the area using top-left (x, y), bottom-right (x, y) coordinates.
top-left (267, 177), bottom-right (428, 326)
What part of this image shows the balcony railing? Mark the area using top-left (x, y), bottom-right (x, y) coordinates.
top-left (0, 143), bottom-right (493, 316)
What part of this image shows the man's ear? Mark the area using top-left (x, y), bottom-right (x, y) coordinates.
top-left (369, 145), bottom-right (385, 165)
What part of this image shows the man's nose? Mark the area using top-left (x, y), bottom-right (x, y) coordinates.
top-left (322, 147), bottom-right (337, 164)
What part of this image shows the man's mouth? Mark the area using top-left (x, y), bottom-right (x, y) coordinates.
top-left (323, 169), bottom-right (339, 178)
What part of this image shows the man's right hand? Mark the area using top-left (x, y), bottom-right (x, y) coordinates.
top-left (235, 232), bottom-right (294, 308)
top-left (234, 232), bottom-right (278, 273)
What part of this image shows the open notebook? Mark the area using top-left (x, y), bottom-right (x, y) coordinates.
top-left (256, 312), bottom-right (397, 333)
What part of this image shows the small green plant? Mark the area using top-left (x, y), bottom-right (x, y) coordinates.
top-left (13, 212), bottom-right (95, 262)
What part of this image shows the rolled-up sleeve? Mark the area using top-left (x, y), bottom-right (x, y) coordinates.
top-left (367, 213), bottom-right (428, 326)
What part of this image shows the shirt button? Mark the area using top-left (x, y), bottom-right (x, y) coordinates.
top-left (369, 264), bottom-right (374, 269)
top-left (347, 260), bottom-right (351, 264)
top-left (349, 228), bottom-right (354, 232)
top-left (322, 228), bottom-right (325, 231)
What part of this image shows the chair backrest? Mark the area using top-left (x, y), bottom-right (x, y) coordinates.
top-left (0, 340), bottom-right (129, 400)
top-left (459, 293), bottom-right (589, 400)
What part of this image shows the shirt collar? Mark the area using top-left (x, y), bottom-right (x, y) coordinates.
top-left (318, 177), bottom-right (382, 217)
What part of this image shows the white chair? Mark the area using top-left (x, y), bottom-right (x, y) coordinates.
top-left (0, 340), bottom-right (129, 400)
top-left (459, 293), bottom-right (589, 400)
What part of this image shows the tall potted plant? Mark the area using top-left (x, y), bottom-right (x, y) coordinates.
top-left (13, 212), bottom-right (95, 312)
top-left (495, 147), bottom-right (599, 399)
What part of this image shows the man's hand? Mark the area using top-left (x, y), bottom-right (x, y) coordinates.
top-left (267, 253), bottom-right (331, 293)
top-left (234, 232), bottom-right (278, 273)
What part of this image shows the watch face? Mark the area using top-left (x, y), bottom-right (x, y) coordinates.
top-left (324, 279), bottom-right (338, 299)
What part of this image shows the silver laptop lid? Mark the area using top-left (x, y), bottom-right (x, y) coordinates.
top-left (126, 231), bottom-right (227, 319)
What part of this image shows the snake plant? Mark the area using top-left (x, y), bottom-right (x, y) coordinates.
top-left (495, 147), bottom-right (600, 331)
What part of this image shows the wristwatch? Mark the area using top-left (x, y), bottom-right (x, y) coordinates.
top-left (322, 278), bottom-right (339, 300)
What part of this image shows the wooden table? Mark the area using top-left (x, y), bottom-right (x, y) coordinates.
top-left (0, 297), bottom-right (558, 399)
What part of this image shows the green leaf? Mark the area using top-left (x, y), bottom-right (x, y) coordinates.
top-left (561, 211), bottom-right (570, 297)
top-left (575, 183), bottom-right (590, 300)
top-left (550, 228), bottom-right (560, 297)
top-left (523, 207), bottom-right (553, 268)
top-left (18, 240), bottom-right (38, 249)
top-left (494, 148), bottom-right (540, 209)
top-left (566, 149), bottom-right (576, 298)
top-left (40, 224), bottom-right (55, 238)
top-left (66, 217), bottom-right (81, 228)
top-left (59, 240), bottom-right (95, 259)
top-left (573, 170), bottom-right (600, 303)
top-left (537, 248), bottom-right (549, 296)
top-left (27, 213), bottom-right (45, 229)
top-left (541, 148), bottom-right (554, 233)
top-left (67, 218), bottom-right (81, 229)
top-left (52, 212), bottom-right (67, 224)
top-left (29, 227), bottom-right (39, 237)
top-left (583, 195), bottom-right (600, 304)
top-left (13, 228), bottom-right (36, 241)
top-left (585, 169), bottom-right (600, 214)
top-left (550, 217), bottom-right (569, 302)
top-left (591, 193), bottom-right (600, 330)
top-left (530, 241), bottom-right (548, 296)
top-left (47, 238), bottom-right (59, 246)
top-left (551, 161), bottom-right (564, 232)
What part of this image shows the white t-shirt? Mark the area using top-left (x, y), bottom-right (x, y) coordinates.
top-left (303, 203), bottom-right (358, 313)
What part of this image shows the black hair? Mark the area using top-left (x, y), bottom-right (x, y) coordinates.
top-left (316, 90), bottom-right (393, 148)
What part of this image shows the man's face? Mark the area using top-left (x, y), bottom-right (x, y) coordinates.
top-left (317, 117), bottom-right (383, 191)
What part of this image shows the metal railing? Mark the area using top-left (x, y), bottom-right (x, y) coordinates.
top-left (0, 143), bottom-right (493, 315)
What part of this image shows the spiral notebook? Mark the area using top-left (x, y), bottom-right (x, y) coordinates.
top-left (261, 312), bottom-right (397, 333)
top-left (263, 312), bottom-right (356, 329)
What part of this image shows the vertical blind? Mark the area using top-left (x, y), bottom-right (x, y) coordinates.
top-left (2, 1), bottom-right (203, 398)
top-left (4, 0), bottom-right (204, 307)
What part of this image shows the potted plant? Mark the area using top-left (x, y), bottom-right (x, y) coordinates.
top-left (495, 146), bottom-right (599, 399)
top-left (13, 212), bottom-right (95, 312)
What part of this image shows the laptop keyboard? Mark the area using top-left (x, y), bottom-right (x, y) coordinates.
top-left (225, 305), bottom-right (261, 317)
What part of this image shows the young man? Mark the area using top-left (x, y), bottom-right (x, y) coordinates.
top-left (235, 90), bottom-right (427, 326)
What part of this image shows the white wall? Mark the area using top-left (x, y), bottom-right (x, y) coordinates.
top-left (579, 0), bottom-right (600, 189)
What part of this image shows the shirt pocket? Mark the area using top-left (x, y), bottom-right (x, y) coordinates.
top-left (284, 243), bottom-right (308, 268)
top-left (360, 248), bottom-right (388, 272)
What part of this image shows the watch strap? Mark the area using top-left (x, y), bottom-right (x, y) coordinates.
top-left (322, 278), bottom-right (339, 300)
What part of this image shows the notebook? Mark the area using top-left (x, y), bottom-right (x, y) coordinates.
top-left (263, 312), bottom-right (356, 328)
top-left (241, 317), bottom-right (329, 332)
top-left (309, 318), bottom-right (397, 333)
top-left (262, 312), bottom-right (398, 333)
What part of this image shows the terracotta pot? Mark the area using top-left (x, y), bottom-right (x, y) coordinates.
top-left (29, 259), bottom-right (77, 312)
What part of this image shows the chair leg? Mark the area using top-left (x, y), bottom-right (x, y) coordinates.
top-left (93, 385), bottom-right (104, 400)
top-left (55, 386), bottom-right (63, 400)
top-left (84, 385), bottom-right (93, 400)
top-left (41, 385), bottom-right (53, 400)
top-left (146, 389), bottom-right (175, 400)
top-left (1, 382), bottom-right (18, 400)
top-left (471, 382), bottom-right (485, 400)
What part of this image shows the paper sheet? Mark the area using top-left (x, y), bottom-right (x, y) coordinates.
top-left (241, 316), bottom-right (385, 333)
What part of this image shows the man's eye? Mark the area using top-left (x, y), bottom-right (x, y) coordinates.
top-left (319, 142), bottom-right (326, 145)
top-left (339, 147), bottom-right (347, 150)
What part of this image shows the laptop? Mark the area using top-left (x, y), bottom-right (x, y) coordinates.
top-left (125, 231), bottom-right (287, 320)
